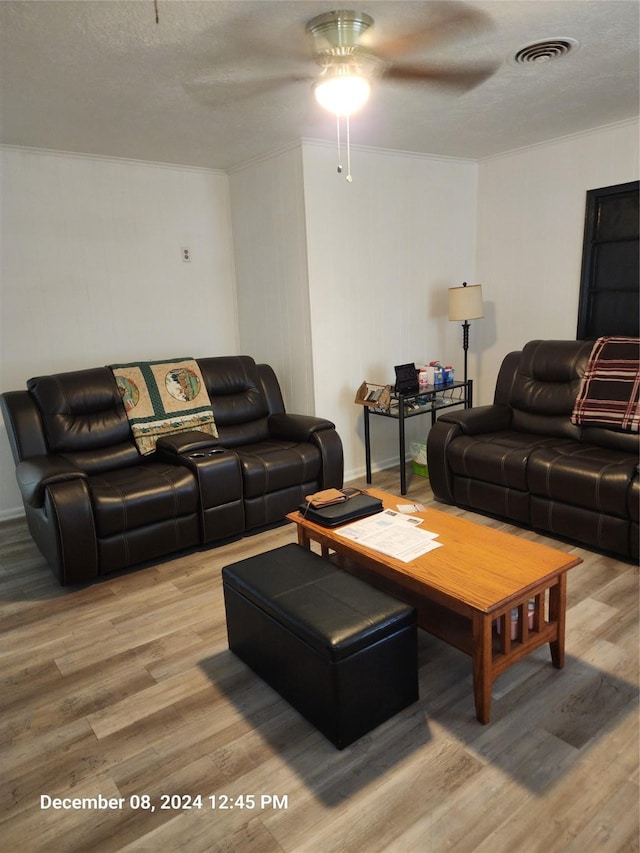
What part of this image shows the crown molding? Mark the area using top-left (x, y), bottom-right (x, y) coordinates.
top-left (0, 144), bottom-right (227, 175)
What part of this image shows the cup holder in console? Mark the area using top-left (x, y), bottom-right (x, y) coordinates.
top-left (189, 449), bottom-right (226, 459)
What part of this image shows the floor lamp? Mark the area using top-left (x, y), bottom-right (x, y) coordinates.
top-left (448, 282), bottom-right (484, 386)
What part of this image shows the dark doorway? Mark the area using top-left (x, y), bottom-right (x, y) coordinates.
top-left (576, 180), bottom-right (639, 340)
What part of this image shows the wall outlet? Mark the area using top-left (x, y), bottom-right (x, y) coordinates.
top-left (182, 247), bottom-right (191, 262)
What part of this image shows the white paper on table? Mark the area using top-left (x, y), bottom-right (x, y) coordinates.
top-left (396, 502), bottom-right (425, 514)
top-left (335, 508), bottom-right (442, 562)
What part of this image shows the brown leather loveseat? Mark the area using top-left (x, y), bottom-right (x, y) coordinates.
top-left (1, 355), bottom-right (343, 584)
top-left (427, 339), bottom-right (639, 560)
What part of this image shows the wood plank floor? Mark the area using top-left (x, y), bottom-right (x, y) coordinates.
top-left (1, 469), bottom-right (638, 852)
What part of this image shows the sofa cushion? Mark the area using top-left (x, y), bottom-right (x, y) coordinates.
top-left (237, 440), bottom-right (322, 499)
top-left (198, 356), bottom-right (271, 447)
top-left (581, 426), bottom-right (639, 454)
top-left (89, 462), bottom-right (199, 536)
top-left (509, 339), bottom-right (592, 438)
top-left (446, 431), bottom-right (570, 491)
top-left (530, 497), bottom-right (631, 556)
top-left (528, 442), bottom-right (639, 519)
top-left (452, 477), bottom-right (531, 524)
top-left (27, 367), bottom-right (139, 473)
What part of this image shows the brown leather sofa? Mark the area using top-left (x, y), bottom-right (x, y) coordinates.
top-left (427, 340), bottom-right (639, 560)
top-left (1, 355), bottom-right (343, 584)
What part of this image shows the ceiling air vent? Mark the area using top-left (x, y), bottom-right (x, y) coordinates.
top-left (512, 38), bottom-right (579, 64)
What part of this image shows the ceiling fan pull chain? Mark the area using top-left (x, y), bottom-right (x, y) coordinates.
top-left (336, 115), bottom-right (343, 175)
top-left (345, 114), bottom-right (353, 183)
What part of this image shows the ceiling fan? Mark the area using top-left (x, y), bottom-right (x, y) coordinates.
top-left (300, 6), bottom-right (496, 179)
top-left (304, 6), bottom-right (498, 117)
top-left (186, 3), bottom-right (497, 109)
top-left (185, 3), bottom-right (497, 178)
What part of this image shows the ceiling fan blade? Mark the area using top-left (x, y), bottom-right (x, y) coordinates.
top-left (384, 61), bottom-right (498, 91)
top-left (183, 73), bottom-right (313, 107)
top-left (373, 2), bottom-right (494, 59)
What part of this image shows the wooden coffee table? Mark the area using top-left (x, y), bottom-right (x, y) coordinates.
top-left (287, 488), bottom-right (582, 723)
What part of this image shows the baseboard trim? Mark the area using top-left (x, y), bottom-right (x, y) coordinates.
top-left (0, 506), bottom-right (25, 523)
top-left (344, 456), bottom-right (411, 484)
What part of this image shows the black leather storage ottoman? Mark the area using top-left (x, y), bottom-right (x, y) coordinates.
top-left (222, 544), bottom-right (418, 749)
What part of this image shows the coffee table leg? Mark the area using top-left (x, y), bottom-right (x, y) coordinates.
top-left (295, 524), bottom-right (330, 558)
top-left (549, 574), bottom-right (567, 669)
top-left (472, 612), bottom-right (493, 724)
top-left (296, 526), bottom-right (310, 550)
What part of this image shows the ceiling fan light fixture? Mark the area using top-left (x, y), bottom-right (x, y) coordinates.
top-left (314, 74), bottom-right (370, 116)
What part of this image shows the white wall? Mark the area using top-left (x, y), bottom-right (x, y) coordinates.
top-left (474, 119), bottom-right (640, 405)
top-left (228, 141), bottom-right (478, 483)
top-left (228, 145), bottom-right (314, 415)
top-left (0, 147), bottom-right (239, 518)
top-left (301, 142), bottom-right (478, 481)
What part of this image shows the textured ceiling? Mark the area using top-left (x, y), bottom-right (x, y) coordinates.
top-left (1, 0), bottom-right (638, 170)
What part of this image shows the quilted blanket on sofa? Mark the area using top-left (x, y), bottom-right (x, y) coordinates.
top-left (110, 358), bottom-right (218, 454)
top-left (571, 336), bottom-right (640, 433)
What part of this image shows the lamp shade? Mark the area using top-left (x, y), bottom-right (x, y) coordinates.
top-left (448, 284), bottom-right (484, 321)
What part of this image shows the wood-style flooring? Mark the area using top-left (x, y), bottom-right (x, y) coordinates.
top-left (1, 469), bottom-right (638, 852)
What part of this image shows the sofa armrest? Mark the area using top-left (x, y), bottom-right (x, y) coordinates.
top-left (435, 404), bottom-right (513, 435)
top-left (427, 405), bottom-right (512, 504)
top-left (1, 390), bottom-right (49, 463)
top-left (310, 428), bottom-right (344, 489)
top-left (16, 455), bottom-right (88, 508)
top-left (268, 413), bottom-right (336, 442)
top-left (15, 457), bottom-right (98, 583)
top-left (43, 478), bottom-right (99, 584)
top-left (268, 413), bottom-right (343, 488)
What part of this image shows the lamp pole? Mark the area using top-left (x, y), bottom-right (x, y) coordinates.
top-left (461, 317), bottom-right (471, 387)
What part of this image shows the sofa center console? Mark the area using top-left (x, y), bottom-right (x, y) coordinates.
top-left (157, 432), bottom-right (245, 543)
